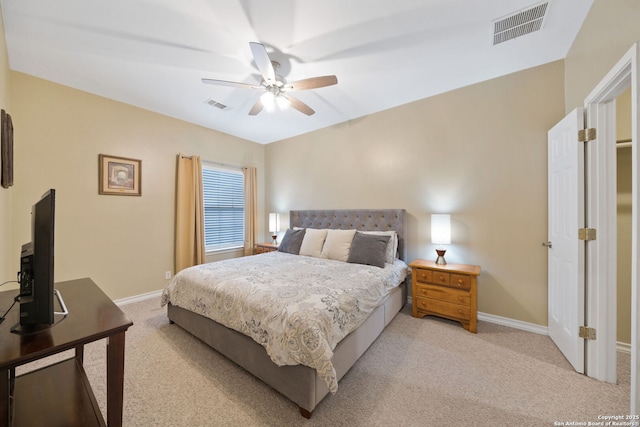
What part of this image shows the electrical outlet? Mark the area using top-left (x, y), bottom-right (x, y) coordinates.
top-left (165, 271), bottom-right (171, 280)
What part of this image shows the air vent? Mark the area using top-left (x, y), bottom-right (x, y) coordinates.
top-left (493, 1), bottom-right (549, 45)
top-left (205, 99), bottom-right (229, 110)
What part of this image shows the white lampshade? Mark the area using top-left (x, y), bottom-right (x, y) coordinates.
top-left (431, 214), bottom-right (451, 245)
top-left (269, 213), bottom-right (280, 233)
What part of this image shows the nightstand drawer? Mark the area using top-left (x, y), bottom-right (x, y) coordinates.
top-left (449, 274), bottom-right (471, 290)
top-left (414, 268), bottom-right (432, 284)
top-left (415, 298), bottom-right (470, 320)
top-left (432, 271), bottom-right (450, 286)
top-left (415, 283), bottom-right (470, 306)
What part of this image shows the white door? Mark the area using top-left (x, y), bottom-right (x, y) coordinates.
top-left (547, 107), bottom-right (585, 373)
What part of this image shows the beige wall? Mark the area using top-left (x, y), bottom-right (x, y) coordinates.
top-left (266, 61), bottom-right (565, 326)
top-left (10, 72), bottom-right (265, 299)
top-left (564, 0), bottom-right (640, 112)
top-left (0, 6), bottom-right (12, 282)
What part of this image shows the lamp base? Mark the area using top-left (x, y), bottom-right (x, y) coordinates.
top-left (271, 235), bottom-right (278, 245)
top-left (435, 249), bottom-right (447, 265)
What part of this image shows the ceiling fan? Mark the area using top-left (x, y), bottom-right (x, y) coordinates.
top-left (202, 42), bottom-right (338, 116)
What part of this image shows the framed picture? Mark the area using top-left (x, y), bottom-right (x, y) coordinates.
top-left (98, 154), bottom-right (141, 196)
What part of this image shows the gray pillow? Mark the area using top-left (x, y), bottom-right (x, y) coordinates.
top-left (347, 232), bottom-right (390, 268)
top-left (278, 228), bottom-right (306, 254)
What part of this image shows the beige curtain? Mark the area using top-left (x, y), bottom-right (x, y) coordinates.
top-left (243, 166), bottom-right (258, 256)
top-left (175, 154), bottom-right (205, 272)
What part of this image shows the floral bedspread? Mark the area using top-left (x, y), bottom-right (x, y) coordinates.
top-left (161, 251), bottom-right (408, 392)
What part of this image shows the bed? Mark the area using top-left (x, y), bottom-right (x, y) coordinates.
top-left (162, 209), bottom-right (408, 418)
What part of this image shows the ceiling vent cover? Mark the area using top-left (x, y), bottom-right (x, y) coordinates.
top-left (205, 98), bottom-right (229, 110)
top-left (493, 1), bottom-right (549, 45)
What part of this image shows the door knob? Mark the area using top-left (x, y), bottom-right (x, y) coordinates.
top-left (541, 241), bottom-right (552, 248)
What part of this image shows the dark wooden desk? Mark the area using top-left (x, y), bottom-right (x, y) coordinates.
top-left (0, 278), bottom-right (133, 426)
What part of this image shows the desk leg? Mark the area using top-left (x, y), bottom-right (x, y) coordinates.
top-left (0, 368), bottom-right (8, 427)
top-left (107, 331), bottom-right (126, 427)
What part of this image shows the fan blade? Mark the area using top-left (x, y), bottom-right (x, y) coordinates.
top-left (201, 78), bottom-right (261, 90)
top-left (249, 42), bottom-right (276, 85)
top-left (284, 95), bottom-right (315, 116)
top-left (248, 99), bottom-right (264, 116)
top-left (282, 75), bottom-right (338, 91)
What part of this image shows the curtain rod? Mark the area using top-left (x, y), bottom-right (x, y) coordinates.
top-left (179, 155), bottom-right (243, 169)
top-left (205, 160), bottom-right (243, 169)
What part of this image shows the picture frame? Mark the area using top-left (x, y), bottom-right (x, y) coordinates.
top-left (98, 154), bottom-right (141, 196)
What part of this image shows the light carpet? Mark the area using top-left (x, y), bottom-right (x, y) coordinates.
top-left (21, 297), bottom-right (631, 426)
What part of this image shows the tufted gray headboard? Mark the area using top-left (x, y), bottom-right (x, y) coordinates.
top-left (290, 209), bottom-right (407, 262)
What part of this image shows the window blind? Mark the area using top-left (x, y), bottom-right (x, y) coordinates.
top-left (202, 165), bottom-right (244, 251)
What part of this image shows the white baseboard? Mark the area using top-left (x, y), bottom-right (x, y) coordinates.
top-left (617, 341), bottom-right (631, 354)
top-left (409, 298), bottom-right (633, 356)
top-left (407, 296), bottom-right (548, 335)
top-left (114, 289), bottom-right (163, 306)
top-left (477, 312), bottom-right (548, 335)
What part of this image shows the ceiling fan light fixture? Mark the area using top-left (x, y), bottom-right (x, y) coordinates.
top-left (261, 91), bottom-right (276, 112)
top-left (276, 95), bottom-right (290, 110)
top-left (261, 89), bottom-right (290, 112)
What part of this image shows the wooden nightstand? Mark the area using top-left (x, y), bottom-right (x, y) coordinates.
top-left (254, 242), bottom-right (279, 254)
top-left (410, 259), bottom-right (481, 333)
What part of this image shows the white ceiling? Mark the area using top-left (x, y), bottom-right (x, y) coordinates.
top-left (1, 0), bottom-right (593, 144)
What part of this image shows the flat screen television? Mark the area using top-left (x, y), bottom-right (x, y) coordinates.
top-left (18, 189), bottom-right (56, 327)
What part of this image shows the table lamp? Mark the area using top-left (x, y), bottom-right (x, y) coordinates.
top-left (431, 214), bottom-right (451, 265)
top-left (269, 213), bottom-right (280, 244)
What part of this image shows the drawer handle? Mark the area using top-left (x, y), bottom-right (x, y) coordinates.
top-left (439, 275), bottom-right (444, 281)
top-left (457, 279), bottom-right (463, 287)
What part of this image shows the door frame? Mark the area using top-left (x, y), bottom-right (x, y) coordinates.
top-left (583, 42), bottom-right (639, 412)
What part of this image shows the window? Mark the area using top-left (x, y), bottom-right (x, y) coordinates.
top-left (202, 164), bottom-right (244, 252)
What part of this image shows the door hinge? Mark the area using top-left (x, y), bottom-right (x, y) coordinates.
top-left (578, 128), bottom-right (596, 142)
top-left (578, 228), bottom-right (596, 241)
top-left (579, 326), bottom-right (597, 340)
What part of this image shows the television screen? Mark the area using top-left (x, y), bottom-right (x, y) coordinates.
top-left (19, 189), bottom-right (55, 326)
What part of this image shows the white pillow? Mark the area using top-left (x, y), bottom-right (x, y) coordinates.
top-left (299, 228), bottom-right (328, 257)
top-left (320, 229), bottom-right (357, 262)
top-left (361, 230), bottom-right (397, 264)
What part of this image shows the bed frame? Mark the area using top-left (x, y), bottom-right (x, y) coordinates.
top-left (167, 209), bottom-right (408, 418)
